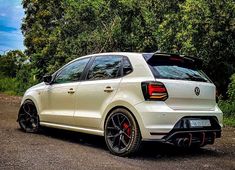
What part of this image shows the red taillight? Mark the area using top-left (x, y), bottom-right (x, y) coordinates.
top-left (142, 81), bottom-right (168, 101)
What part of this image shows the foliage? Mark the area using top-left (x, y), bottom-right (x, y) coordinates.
top-left (0, 50), bottom-right (28, 77)
top-left (22, 0), bottom-right (65, 76)
top-left (219, 73), bottom-right (235, 126)
top-left (20, 0), bottom-right (235, 96)
top-left (219, 73), bottom-right (235, 117)
top-left (219, 100), bottom-right (235, 117)
top-left (157, 0), bottom-right (235, 96)
top-left (227, 74), bottom-right (235, 101)
top-left (0, 70), bottom-right (36, 96)
top-left (15, 64), bottom-right (37, 95)
top-left (21, 0), bottom-right (186, 77)
top-left (0, 77), bottom-right (18, 95)
top-left (223, 117), bottom-right (235, 127)
top-left (0, 50), bottom-right (37, 95)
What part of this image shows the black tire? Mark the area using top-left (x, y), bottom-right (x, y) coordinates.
top-left (104, 108), bottom-right (141, 156)
top-left (18, 100), bottom-right (39, 133)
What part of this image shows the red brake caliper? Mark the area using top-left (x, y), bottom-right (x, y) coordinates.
top-left (123, 122), bottom-right (131, 138)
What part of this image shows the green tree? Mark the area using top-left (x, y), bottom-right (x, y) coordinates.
top-left (21, 0), bottom-right (234, 96)
top-left (22, 0), bottom-right (64, 78)
top-left (0, 50), bottom-right (28, 77)
top-left (22, 0), bottom-right (184, 77)
top-left (157, 0), bottom-right (235, 95)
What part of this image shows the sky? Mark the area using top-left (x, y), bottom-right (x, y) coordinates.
top-left (0, 0), bottom-right (25, 54)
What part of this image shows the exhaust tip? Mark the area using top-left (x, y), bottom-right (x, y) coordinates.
top-left (175, 138), bottom-right (191, 148)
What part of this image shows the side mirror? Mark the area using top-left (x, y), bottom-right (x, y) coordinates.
top-left (43, 75), bottom-right (52, 84)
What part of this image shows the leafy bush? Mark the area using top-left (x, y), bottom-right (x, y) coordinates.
top-left (227, 74), bottom-right (235, 101)
top-left (223, 117), bottom-right (235, 127)
top-left (219, 73), bottom-right (235, 126)
top-left (0, 77), bottom-right (18, 95)
top-left (0, 64), bottom-right (38, 96)
top-left (14, 65), bottom-right (37, 95)
top-left (219, 100), bottom-right (235, 117)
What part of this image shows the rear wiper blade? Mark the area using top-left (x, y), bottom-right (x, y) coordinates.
top-left (185, 73), bottom-right (207, 82)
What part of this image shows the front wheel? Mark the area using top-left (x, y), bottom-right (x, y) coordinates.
top-left (104, 108), bottom-right (141, 156)
top-left (18, 100), bottom-right (39, 133)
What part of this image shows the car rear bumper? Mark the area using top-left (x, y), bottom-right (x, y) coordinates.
top-left (134, 102), bottom-right (223, 141)
top-left (161, 116), bottom-right (221, 146)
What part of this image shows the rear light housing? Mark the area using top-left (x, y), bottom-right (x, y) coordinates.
top-left (141, 81), bottom-right (168, 101)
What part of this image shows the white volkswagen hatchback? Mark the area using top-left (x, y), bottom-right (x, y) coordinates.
top-left (18, 52), bottom-right (222, 156)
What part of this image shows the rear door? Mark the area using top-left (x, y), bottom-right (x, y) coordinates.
top-left (145, 54), bottom-right (216, 111)
top-left (74, 55), bottom-right (123, 129)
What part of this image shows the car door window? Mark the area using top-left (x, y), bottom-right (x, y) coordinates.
top-left (87, 56), bottom-right (122, 80)
top-left (54, 58), bottom-right (90, 84)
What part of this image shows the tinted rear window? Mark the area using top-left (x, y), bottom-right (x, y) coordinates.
top-left (144, 54), bottom-right (209, 82)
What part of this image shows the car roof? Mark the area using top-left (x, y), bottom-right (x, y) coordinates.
top-left (86, 52), bottom-right (143, 57)
top-left (73, 52), bottom-right (202, 66)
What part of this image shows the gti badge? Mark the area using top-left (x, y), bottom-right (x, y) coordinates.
top-left (194, 87), bottom-right (200, 96)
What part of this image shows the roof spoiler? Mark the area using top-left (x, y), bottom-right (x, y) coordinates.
top-left (143, 52), bottom-right (203, 69)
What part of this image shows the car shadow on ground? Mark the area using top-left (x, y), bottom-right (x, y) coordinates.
top-left (29, 127), bottom-right (224, 159)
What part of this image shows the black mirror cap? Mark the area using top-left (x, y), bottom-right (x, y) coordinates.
top-left (43, 75), bottom-right (52, 84)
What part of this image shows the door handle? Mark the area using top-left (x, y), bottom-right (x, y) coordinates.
top-left (68, 88), bottom-right (75, 94)
top-left (104, 86), bottom-right (114, 93)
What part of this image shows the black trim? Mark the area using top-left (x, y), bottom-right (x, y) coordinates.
top-left (117, 56), bottom-right (123, 77)
top-left (143, 52), bottom-right (203, 68)
top-left (170, 116), bottom-right (221, 131)
top-left (122, 56), bottom-right (133, 76)
top-left (164, 129), bottom-right (221, 141)
top-left (159, 116), bottom-right (221, 146)
top-left (80, 56), bottom-right (95, 81)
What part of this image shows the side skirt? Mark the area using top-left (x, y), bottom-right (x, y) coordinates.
top-left (40, 122), bottom-right (104, 136)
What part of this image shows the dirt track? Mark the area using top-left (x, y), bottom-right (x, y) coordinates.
top-left (0, 93), bottom-right (234, 170)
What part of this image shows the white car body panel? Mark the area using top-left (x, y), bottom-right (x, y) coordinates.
top-left (40, 82), bottom-right (79, 125)
top-left (73, 78), bottom-right (122, 129)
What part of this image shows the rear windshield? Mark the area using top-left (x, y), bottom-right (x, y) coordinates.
top-left (143, 54), bottom-right (210, 82)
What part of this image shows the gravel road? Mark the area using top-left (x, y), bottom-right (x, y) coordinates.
top-left (0, 94), bottom-right (234, 170)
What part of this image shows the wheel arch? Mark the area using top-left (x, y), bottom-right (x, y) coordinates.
top-left (101, 101), bottom-right (146, 138)
top-left (20, 94), bottom-right (41, 118)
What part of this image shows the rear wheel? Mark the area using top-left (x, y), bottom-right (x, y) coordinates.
top-left (104, 108), bottom-right (141, 156)
top-left (18, 100), bottom-right (39, 133)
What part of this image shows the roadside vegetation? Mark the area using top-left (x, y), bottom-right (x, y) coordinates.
top-left (0, 0), bottom-right (234, 126)
top-left (219, 74), bottom-right (235, 127)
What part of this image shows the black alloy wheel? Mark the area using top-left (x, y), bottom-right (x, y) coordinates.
top-left (104, 108), bottom-right (141, 156)
top-left (18, 100), bottom-right (39, 133)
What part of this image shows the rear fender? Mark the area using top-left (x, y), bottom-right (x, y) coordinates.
top-left (100, 100), bottom-right (147, 138)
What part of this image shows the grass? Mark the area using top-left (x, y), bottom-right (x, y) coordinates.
top-left (223, 117), bottom-right (235, 127)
